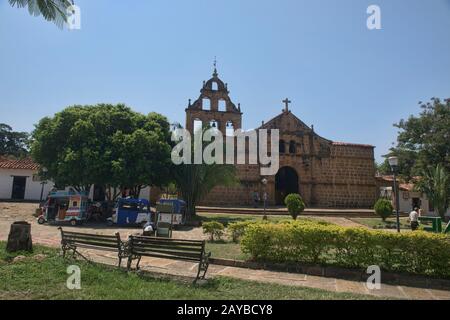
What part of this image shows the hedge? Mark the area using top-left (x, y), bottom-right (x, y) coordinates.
top-left (202, 221), bottom-right (225, 241)
top-left (240, 221), bottom-right (450, 278)
top-left (228, 221), bottom-right (255, 242)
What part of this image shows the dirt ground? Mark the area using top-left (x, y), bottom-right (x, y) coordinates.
top-left (0, 202), bottom-right (39, 223)
top-left (0, 201), bottom-right (207, 245)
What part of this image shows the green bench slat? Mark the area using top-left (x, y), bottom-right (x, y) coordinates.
top-left (62, 231), bottom-right (118, 239)
top-left (131, 246), bottom-right (203, 258)
top-left (132, 236), bottom-right (203, 244)
top-left (131, 239), bottom-right (203, 247)
top-left (131, 251), bottom-right (202, 262)
top-left (64, 238), bottom-right (120, 249)
top-left (131, 242), bottom-right (204, 253)
top-left (63, 234), bottom-right (119, 243)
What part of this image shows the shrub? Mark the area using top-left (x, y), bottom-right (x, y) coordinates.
top-left (284, 193), bottom-right (305, 220)
top-left (202, 221), bottom-right (225, 241)
top-left (228, 221), bottom-right (255, 242)
top-left (374, 198), bottom-right (394, 221)
top-left (241, 221), bottom-right (450, 278)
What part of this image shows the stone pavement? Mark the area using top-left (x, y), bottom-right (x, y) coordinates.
top-left (1, 203), bottom-right (450, 300)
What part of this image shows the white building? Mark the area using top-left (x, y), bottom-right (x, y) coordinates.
top-left (376, 175), bottom-right (450, 217)
top-left (0, 157), bottom-right (152, 202)
top-left (0, 158), bottom-right (54, 201)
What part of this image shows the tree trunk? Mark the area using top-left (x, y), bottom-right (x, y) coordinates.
top-left (6, 221), bottom-right (32, 252)
top-left (185, 199), bottom-right (196, 222)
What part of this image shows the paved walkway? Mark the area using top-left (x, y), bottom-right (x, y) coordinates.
top-left (1, 203), bottom-right (449, 300)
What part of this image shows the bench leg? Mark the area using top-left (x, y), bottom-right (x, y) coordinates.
top-left (194, 255), bottom-right (210, 284)
top-left (61, 243), bottom-right (67, 258)
top-left (136, 256), bottom-right (142, 270)
top-left (126, 255), bottom-right (141, 271)
top-left (126, 256), bottom-right (133, 271)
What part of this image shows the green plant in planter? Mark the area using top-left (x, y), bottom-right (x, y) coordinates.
top-left (202, 221), bottom-right (225, 241)
top-left (284, 193), bottom-right (305, 220)
top-left (373, 198), bottom-right (393, 221)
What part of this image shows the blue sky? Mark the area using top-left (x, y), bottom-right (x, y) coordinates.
top-left (1, 0), bottom-right (449, 162)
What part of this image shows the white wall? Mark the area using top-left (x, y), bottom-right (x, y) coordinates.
top-left (1, 168), bottom-right (154, 202)
top-left (398, 190), bottom-right (450, 217)
top-left (0, 168), bottom-right (55, 201)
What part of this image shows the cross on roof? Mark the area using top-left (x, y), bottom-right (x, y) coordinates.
top-left (213, 56), bottom-right (218, 77)
top-left (283, 98), bottom-right (291, 112)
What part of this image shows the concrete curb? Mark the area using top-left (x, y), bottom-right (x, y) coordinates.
top-left (209, 257), bottom-right (450, 291)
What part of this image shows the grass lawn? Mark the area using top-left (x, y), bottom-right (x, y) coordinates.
top-left (205, 241), bottom-right (250, 261)
top-left (0, 242), bottom-right (382, 300)
top-left (349, 217), bottom-right (411, 230)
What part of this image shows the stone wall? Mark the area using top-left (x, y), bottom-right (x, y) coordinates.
top-left (201, 143), bottom-right (377, 208)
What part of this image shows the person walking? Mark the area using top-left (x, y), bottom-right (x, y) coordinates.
top-left (409, 207), bottom-right (420, 231)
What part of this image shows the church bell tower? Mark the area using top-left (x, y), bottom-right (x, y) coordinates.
top-left (185, 63), bottom-right (242, 135)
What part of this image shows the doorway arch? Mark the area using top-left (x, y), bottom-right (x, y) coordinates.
top-left (275, 166), bottom-right (299, 205)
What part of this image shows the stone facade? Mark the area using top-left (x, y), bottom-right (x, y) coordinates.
top-left (185, 69), bottom-right (377, 208)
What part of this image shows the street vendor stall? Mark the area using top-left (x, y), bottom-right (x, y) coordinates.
top-left (156, 199), bottom-right (186, 226)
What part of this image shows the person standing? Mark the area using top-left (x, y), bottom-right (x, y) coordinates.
top-left (409, 207), bottom-right (420, 231)
top-left (252, 191), bottom-right (260, 208)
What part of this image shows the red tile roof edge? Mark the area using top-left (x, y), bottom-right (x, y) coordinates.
top-left (0, 157), bottom-right (40, 170)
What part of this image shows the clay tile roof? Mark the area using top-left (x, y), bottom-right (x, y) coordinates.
top-left (375, 175), bottom-right (417, 191)
top-left (0, 157), bottom-right (40, 170)
top-left (332, 141), bottom-right (374, 148)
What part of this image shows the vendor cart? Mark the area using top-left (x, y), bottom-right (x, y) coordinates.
top-left (37, 190), bottom-right (89, 226)
top-left (107, 198), bottom-right (154, 228)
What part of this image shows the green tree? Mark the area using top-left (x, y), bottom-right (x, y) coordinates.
top-left (0, 123), bottom-right (29, 157)
top-left (171, 127), bottom-right (237, 221)
top-left (373, 198), bottom-right (393, 221)
top-left (385, 98), bottom-right (450, 180)
top-left (172, 162), bottom-right (237, 221)
top-left (416, 164), bottom-right (450, 219)
top-left (284, 193), bottom-right (305, 220)
top-left (31, 104), bottom-right (172, 197)
top-left (8, 0), bottom-right (74, 27)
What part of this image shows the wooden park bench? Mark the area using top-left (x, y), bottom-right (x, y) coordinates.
top-left (58, 227), bottom-right (127, 267)
top-left (126, 235), bottom-right (211, 283)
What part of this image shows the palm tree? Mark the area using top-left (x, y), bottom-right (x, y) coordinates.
top-left (416, 164), bottom-right (450, 218)
top-left (172, 162), bottom-right (237, 221)
top-left (8, 0), bottom-right (74, 27)
top-left (171, 126), bottom-right (237, 221)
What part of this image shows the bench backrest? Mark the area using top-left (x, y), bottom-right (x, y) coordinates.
top-left (156, 221), bottom-right (172, 238)
top-left (156, 203), bottom-right (174, 213)
top-left (59, 228), bottom-right (122, 251)
top-left (128, 235), bottom-right (205, 262)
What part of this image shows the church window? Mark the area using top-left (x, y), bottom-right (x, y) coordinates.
top-left (226, 121), bottom-right (234, 136)
top-left (193, 119), bottom-right (202, 133)
top-left (279, 140), bottom-right (286, 153)
top-left (212, 81), bottom-right (218, 91)
top-left (219, 99), bottom-right (227, 112)
top-left (289, 140), bottom-right (296, 154)
top-left (202, 98), bottom-right (211, 110)
top-left (209, 120), bottom-right (219, 130)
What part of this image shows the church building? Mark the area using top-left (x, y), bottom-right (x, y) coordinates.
top-left (185, 67), bottom-right (377, 208)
